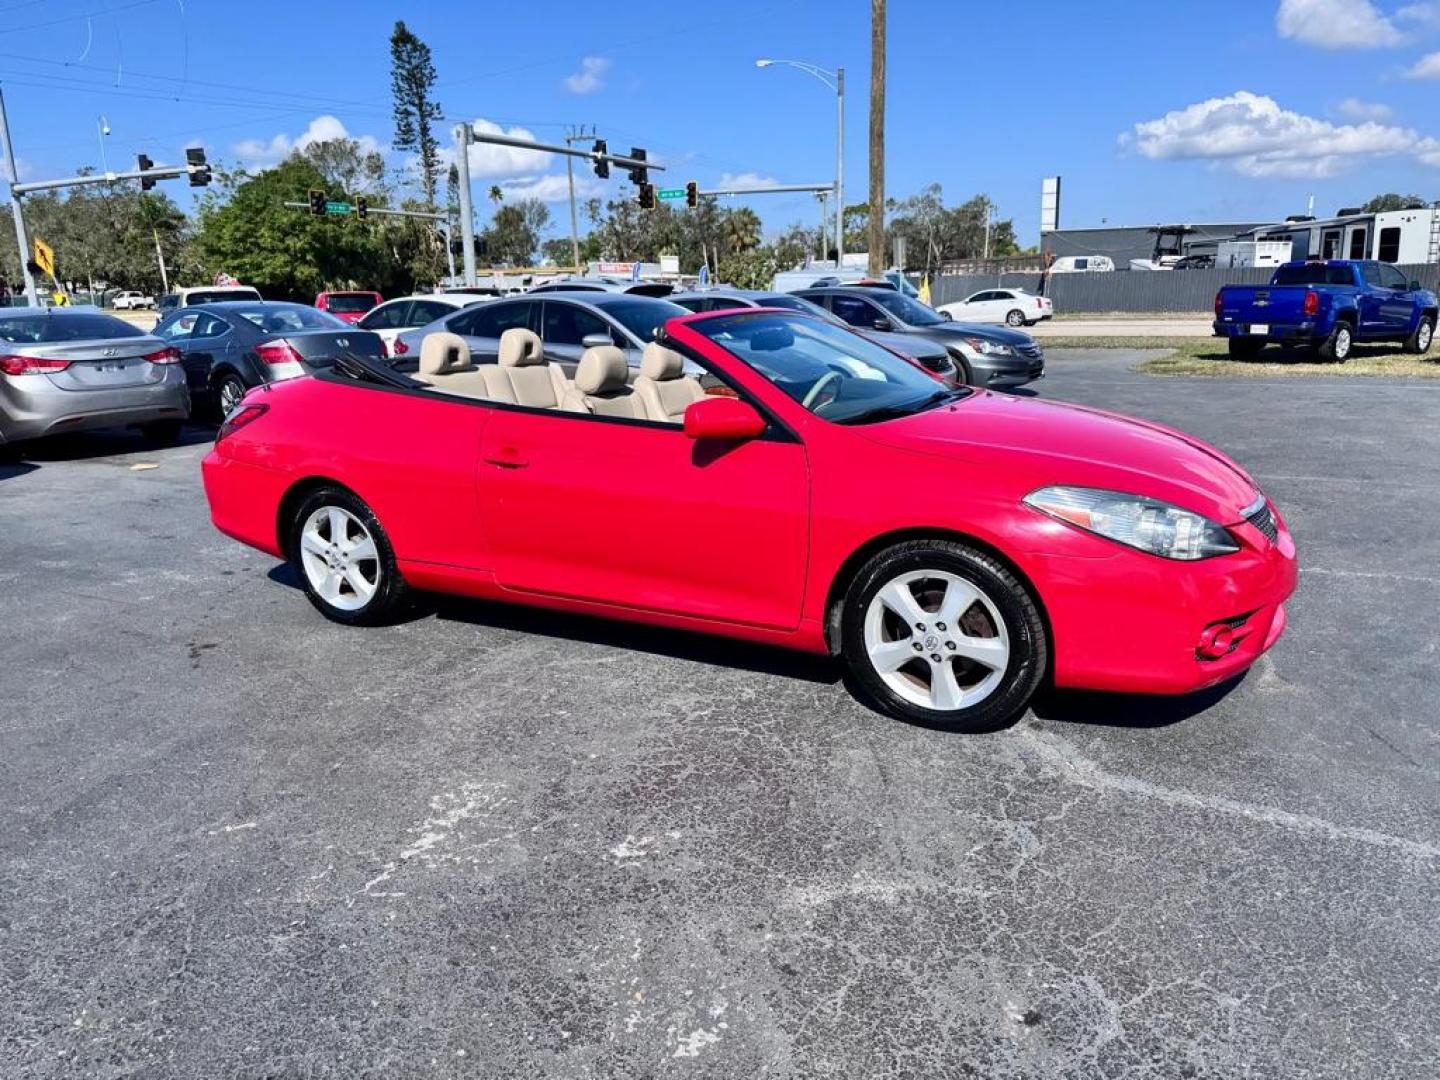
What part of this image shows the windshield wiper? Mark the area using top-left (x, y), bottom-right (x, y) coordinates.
top-left (837, 388), bottom-right (966, 425)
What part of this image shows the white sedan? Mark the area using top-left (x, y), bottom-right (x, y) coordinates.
top-left (355, 294), bottom-right (486, 355)
top-left (938, 288), bottom-right (1053, 327)
top-left (111, 291), bottom-right (155, 310)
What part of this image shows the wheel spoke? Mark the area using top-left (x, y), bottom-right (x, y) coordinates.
top-left (346, 535), bottom-right (377, 562)
top-left (344, 563), bottom-right (376, 600)
top-left (935, 578), bottom-right (980, 628)
top-left (877, 580), bottom-right (926, 627)
top-left (319, 570), bottom-right (343, 601)
top-left (951, 634), bottom-right (1009, 670)
top-left (327, 507), bottom-right (349, 545)
top-left (869, 638), bottom-right (917, 673)
top-left (300, 529), bottom-right (327, 557)
top-left (930, 662), bottom-right (964, 711)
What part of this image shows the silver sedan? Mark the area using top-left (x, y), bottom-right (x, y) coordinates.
top-left (0, 308), bottom-right (189, 450)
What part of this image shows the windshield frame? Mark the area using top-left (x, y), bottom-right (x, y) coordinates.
top-left (866, 289), bottom-right (947, 326)
top-left (601, 297), bottom-right (692, 344)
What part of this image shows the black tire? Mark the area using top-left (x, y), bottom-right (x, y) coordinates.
top-left (1005, 309), bottom-right (1026, 328)
top-left (287, 486), bottom-right (410, 626)
top-left (947, 350), bottom-right (974, 386)
top-left (1228, 337), bottom-right (1264, 359)
top-left (1404, 316), bottom-right (1435, 355)
top-left (1317, 321), bottom-right (1353, 363)
top-left (840, 539), bottom-right (1047, 733)
top-left (213, 372), bottom-right (248, 420)
top-left (139, 419), bottom-right (184, 446)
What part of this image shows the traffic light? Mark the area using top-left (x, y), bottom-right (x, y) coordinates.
top-left (626, 147), bottom-right (648, 186)
top-left (185, 146), bottom-right (211, 187)
top-left (685, 181), bottom-right (698, 208)
top-left (137, 154), bottom-right (156, 191)
top-left (592, 138), bottom-right (609, 179)
top-left (356, 195), bottom-right (369, 220)
top-left (637, 183), bottom-right (656, 211)
top-left (308, 189), bottom-right (326, 216)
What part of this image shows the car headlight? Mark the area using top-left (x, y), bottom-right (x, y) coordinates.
top-left (960, 336), bottom-right (1015, 357)
top-left (1024, 486), bottom-right (1240, 560)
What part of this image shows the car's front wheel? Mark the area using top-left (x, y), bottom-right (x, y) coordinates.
top-left (1404, 316), bottom-right (1434, 354)
top-left (289, 487), bottom-right (409, 626)
top-left (840, 540), bottom-right (1047, 732)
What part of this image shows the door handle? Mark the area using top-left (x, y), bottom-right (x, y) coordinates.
top-left (483, 445), bottom-right (528, 469)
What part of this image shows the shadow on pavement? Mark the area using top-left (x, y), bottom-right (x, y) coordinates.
top-left (1030, 673), bottom-right (1247, 729)
top-left (0, 459), bottom-right (39, 481)
top-left (3, 424), bottom-right (214, 464)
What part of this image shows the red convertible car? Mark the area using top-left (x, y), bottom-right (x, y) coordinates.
top-left (202, 310), bottom-right (1297, 731)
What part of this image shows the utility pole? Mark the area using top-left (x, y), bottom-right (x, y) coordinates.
top-left (0, 85), bottom-right (39, 306)
top-left (817, 191), bottom-right (829, 262)
top-left (868, 0), bottom-right (887, 276)
top-left (563, 126), bottom-right (595, 273)
top-left (152, 228), bottom-right (169, 294)
top-left (454, 123), bottom-right (477, 285)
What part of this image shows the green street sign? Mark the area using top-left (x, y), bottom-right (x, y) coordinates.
top-left (325, 201), bottom-right (353, 216)
top-left (657, 188), bottom-right (685, 200)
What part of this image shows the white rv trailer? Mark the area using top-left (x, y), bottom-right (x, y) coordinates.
top-left (1250, 205), bottom-right (1439, 265)
top-left (1215, 239), bottom-right (1293, 269)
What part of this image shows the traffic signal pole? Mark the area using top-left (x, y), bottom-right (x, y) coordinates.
top-left (453, 123), bottom-right (477, 286)
top-left (0, 85), bottom-right (39, 306)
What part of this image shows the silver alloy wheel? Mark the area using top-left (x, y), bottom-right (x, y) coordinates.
top-left (1334, 326), bottom-right (1352, 360)
top-left (1420, 321), bottom-right (1434, 351)
top-left (218, 377), bottom-right (246, 416)
top-left (298, 505), bottom-right (380, 612)
top-left (863, 569), bottom-right (1010, 712)
top-left (1006, 309), bottom-right (1025, 327)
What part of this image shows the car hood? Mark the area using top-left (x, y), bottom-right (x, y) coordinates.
top-left (864, 329), bottom-right (949, 359)
top-left (924, 322), bottom-right (1035, 346)
top-left (860, 392), bottom-right (1259, 522)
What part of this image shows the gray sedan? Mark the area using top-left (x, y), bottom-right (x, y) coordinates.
top-left (0, 308), bottom-right (189, 451)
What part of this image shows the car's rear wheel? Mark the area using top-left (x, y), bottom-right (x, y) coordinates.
top-left (840, 540), bottom-right (1047, 732)
top-left (1228, 337), bottom-right (1264, 359)
top-left (1005, 309), bottom-right (1026, 327)
top-left (1318, 322), bottom-right (1353, 363)
top-left (215, 372), bottom-right (247, 419)
top-left (289, 487), bottom-right (409, 626)
top-left (1404, 316), bottom-right (1434, 354)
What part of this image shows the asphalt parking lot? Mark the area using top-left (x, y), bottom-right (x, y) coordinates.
top-left (3, 350), bottom-right (1437, 1079)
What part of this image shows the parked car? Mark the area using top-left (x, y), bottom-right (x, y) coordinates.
top-left (356, 294), bottom-right (483, 355)
top-left (154, 301), bottom-right (384, 417)
top-left (314, 291), bottom-right (383, 325)
top-left (0, 307), bottom-right (188, 451)
top-left (772, 267), bottom-right (919, 296)
top-left (669, 288), bottom-right (959, 384)
top-left (393, 291), bottom-right (700, 377)
top-left (156, 285), bottom-right (262, 315)
top-left (1214, 259), bottom-right (1438, 361)
top-left (937, 288), bottom-right (1054, 327)
top-left (795, 286), bottom-right (1044, 388)
top-left (528, 276), bottom-right (675, 298)
top-left (111, 290), bottom-right (155, 310)
top-left (204, 307), bottom-right (1297, 732)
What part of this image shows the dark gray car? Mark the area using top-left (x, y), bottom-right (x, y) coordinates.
top-left (394, 292), bottom-right (700, 377)
top-left (0, 307), bottom-right (189, 450)
top-left (669, 288), bottom-right (960, 385)
top-left (795, 286), bottom-right (1045, 388)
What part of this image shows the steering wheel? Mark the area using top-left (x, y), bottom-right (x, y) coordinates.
top-left (802, 370), bottom-right (843, 412)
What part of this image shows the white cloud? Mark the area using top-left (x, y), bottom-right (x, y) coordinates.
top-left (497, 173), bottom-right (604, 202)
top-left (233, 115), bottom-right (381, 169)
top-left (716, 171), bottom-right (780, 189)
top-left (1275, 0), bottom-right (1404, 48)
top-left (1124, 90), bottom-right (1440, 179)
top-left (12, 157), bottom-right (33, 181)
top-left (1404, 49), bottom-right (1440, 76)
top-left (1336, 96), bottom-right (1394, 120)
top-left (563, 56), bottom-right (611, 95)
top-left (453, 118), bottom-right (553, 177)
top-left (1397, 1), bottom-right (1440, 27)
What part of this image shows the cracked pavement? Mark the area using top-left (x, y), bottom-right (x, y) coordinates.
top-left (2, 350), bottom-right (1436, 1078)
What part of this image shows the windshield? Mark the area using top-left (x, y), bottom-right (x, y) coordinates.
top-left (690, 311), bottom-right (964, 424)
top-left (759, 293), bottom-right (842, 324)
top-left (603, 298), bottom-right (691, 343)
top-left (0, 311), bottom-right (145, 343)
top-left (867, 290), bottom-right (946, 326)
top-left (323, 293), bottom-right (378, 313)
top-left (1272, 263), bottom-right (1355, 286)
top-left (230, 304), bottom-right (347, 333)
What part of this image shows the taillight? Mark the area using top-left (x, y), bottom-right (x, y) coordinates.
top-left (1214, 291), bottom-right (1224, 318)
top-left (1036, 298), bottom-right (1043, 308)
top-left (391, 338), bottom-right (410, 356)
top-left (0, 354), bottom-right (71, 376)
top-left (144, 346), bottom-right (182, 365)
top-left (216, 403), bottom-right (268, 441)
top-left (254, 339), bottom-right (304, 365)
top-left (1303, 290), bottom-right (1320, 317)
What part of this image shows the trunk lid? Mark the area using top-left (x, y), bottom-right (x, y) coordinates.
top-left (1216, 285), bottom-right (1313, 325)
top-left (28, 336), bottom-right (171, 391)
top-left (276, 329), bottom-right (385, 369)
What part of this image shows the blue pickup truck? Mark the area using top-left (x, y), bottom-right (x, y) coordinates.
top-left (1213, 260), bottom-right (1437, 361)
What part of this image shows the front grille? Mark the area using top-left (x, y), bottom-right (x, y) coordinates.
top-left (1018, 343), bottom-right (1043, 359)
top-left (1245, 499), bottom-right (1278, 544)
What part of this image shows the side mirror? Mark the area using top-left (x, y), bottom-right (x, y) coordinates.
top-left (581, 332), bottom-right (613, 349)
top-left (683, 396), bottom-right (767, 441)
top-left (873, 318), bottom-right (893, 331)
top-left (938, 309), bottom-right (953, 321)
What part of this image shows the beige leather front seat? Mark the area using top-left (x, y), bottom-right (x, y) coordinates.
top-left (562, 346), bottom-right (646, 418)
top-left (417, 332), bottom-right (490, 399)
top-left (478, 328), bottom-right (570, 408)
top-left (634, 342), bottom-right (705, 424)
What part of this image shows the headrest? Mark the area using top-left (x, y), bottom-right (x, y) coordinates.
top-left (498, 327), bottom-right (543, 367)
top-left (575, 346), bottom-right (629, 394)
top-left (419, 332), bottom-right (471, 376)
top-left (641, 342), bottom-right (685, 381)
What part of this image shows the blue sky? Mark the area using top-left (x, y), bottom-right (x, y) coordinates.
top-left (4, 0), bottom-right (1440, 245)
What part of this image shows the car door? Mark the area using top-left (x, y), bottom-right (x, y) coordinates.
top-left (476, 396), bottom-right (810, 630)
top-left (974, 291), bottom-right (1007, 322)
top-left (157, 310), bottom-right (202, 391)
top-left (539, 300), bottom-right (620, 377)
top-left (357, 300), bottom-right (413, 351)
top-left (449, 299), bottom-right (537, 364)
top-left (184, 312), bottom-right (236, 387)
top-left (829, 294), bottom-right (888, 332)
top-left (1376, 262), bottom-right (1416, 334)
top-left (1356, 263), bottom-right (1387, 336)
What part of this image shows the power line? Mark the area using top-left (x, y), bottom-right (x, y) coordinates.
top-left (0, 0), bottom-right (162, 34)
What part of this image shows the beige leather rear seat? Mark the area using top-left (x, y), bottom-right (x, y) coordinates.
top-left (634, 342), bottom-right (705, 424)
top-left (562, 346), bottom-right (646, 419)
top-left (478, 328), bottom-right (569, 408)
top-left (416, 332), bottom-right (490, 399)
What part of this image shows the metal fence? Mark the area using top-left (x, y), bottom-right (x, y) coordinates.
top-left (930, 263), bottom-right (1440, 314)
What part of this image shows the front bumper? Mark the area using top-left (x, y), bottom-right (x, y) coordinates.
top-left (0, 369), bottom-right (190, 444)
top-left (970, 350), bottom-right (1045, 388)
top-left (1034, 501), bottom-right (1298, 694)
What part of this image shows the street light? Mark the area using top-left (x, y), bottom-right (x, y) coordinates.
top-left (756, 57), bottom-right (844, 264)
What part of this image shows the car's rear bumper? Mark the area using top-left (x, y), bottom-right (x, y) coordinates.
top-left (1213, 320), bottom-right (1320, 341)
top-left (0, 371), bottom-right (189, 443)
top-left (202, 450), bottom-right (289, 558)
top-left (1035, 506), bottom-right (1298, 694)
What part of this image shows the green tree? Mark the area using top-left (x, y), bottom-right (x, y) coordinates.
top-left (482, 198), bottom-right (550, 265)
top-left (720, 207), bottom-right (762, 254)
top-left (717, 246), bottom-right (778, 289)
top-left (301, 138), bottom-right (388, 199)
top-left (390, 21), bottom-right (443, 206)
top-left (1363, 193), bottom-right (1427, 213)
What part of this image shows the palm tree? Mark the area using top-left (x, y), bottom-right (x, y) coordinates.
top-left (488, 185), bottom-right (504, 205)
top-left (721, 207), bottom-right (762, 254)
top-left (868, 0), bottom-right (886, 274)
